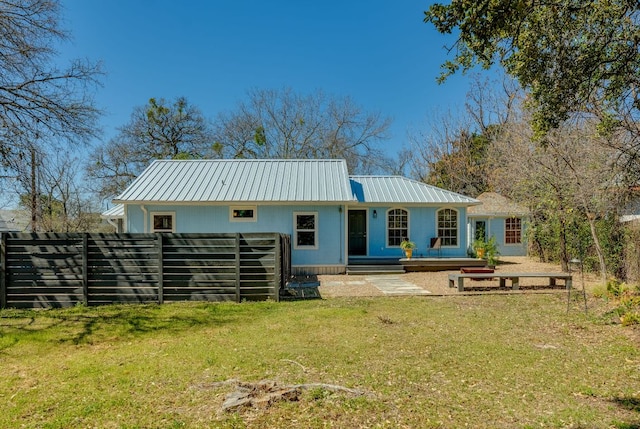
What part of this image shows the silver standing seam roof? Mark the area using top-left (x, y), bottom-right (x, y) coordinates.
top-left (109, 159), bottom-right (481, 211)
top-left (349, 176), bottom-right (480, 205)
top-left (113, 159), bottom-right (356, 204)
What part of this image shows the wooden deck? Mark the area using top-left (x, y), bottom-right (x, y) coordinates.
top-left (347, 257), bottom-right (489, 273)
top-left (400, 258), bottom-right (488, 272)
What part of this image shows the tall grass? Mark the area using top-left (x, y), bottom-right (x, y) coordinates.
top-left (0, 295), bottom-right (638, 428)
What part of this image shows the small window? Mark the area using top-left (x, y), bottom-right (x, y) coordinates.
top-left (152, 213), bottom-right (175, 233)
top-left (437, 208), bottom-right (458, 246)
top-left (294, 212), bottom-right (317, 249)
top-left (505, 217), bottom-right (522, 244)
top-left (387, 208), bottom-right (408, 247)
top-left (230, 206), bottom-right (257, 222)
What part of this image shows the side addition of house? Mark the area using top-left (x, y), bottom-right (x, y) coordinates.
top-left (466, 192), bottom-right (529, 257)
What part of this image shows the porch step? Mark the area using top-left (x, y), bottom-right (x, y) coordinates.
top-left (346, 264), bottom-right (405, 275)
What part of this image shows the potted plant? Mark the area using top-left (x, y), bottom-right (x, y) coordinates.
top-left (474, 237), bottom-right (500, 267)
top-left (484, 236), bottom-right (500, 267)
top-left (473, 239), bottom-right (486, 259)
top-left (400, 239), bottom-right (417, 259)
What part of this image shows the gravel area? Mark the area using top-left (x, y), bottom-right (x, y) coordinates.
top-left (317, 256), bottom-right (599, 298)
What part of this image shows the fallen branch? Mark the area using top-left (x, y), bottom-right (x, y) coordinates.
top-left (219, 379), bottom-right (365, 412)
top-left (281, 358), bottom-right (308, 373)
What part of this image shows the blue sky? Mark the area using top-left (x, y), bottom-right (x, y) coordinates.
top-left (57, 1), bottom-right (478, 158)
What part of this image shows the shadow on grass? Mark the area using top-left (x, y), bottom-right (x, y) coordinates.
top-left (0, 301), bottom-right (280, 348)
top-left (611, 396), bottom-right (640, 429)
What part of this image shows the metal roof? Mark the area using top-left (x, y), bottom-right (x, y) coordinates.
top-left (101, 204), bottom-right (124, 219)
top-left (349, 176), bottom-right (480, 205)
top-left (113, 159), bottom-right (355, 203)
top-left (0, 209), bottom-right (30, 232)
top-left (467, 192), bottom-right (528, 216)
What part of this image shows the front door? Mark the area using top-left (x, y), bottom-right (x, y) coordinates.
top-left (348, 210), bottom-right (367, 256)
top-left (475, 220), bottom-right (487, 242)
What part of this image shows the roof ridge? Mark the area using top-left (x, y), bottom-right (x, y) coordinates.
top-left (153, 158), bottom-right (347, 162)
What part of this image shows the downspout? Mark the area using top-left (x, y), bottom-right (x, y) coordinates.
top-left (107, 218), bottom-right (118, 231)
top-left (141, 205), bottom-right (148, 233)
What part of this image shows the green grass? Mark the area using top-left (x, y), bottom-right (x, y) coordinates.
top-left (0, 295), bottom-right (639, 428)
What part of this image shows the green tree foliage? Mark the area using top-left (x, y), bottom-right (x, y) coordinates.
top-left (424, 1), bottom-right (640, 139)
top-left (86, 97), bottom-right (215, 199)
top-left (425, 131), bottom-right (491, 197)
top-left (212, 88), bottom-right (392, 174)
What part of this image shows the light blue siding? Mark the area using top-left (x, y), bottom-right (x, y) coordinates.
top-left (362, 206), bottom-right (471, 258)
top-left (469, 216), bottom-right (528, 257)
top-left (125, 204), bottom-right (345, 266)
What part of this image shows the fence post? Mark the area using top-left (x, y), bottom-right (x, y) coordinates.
top-left (274, 233), bottom-right (281, 302)
top-left (82, 233), bottom-right (89, 306)
top-left (157, 233), bottom-right (164, 304)
top-left (235, 233), bottom-right (241, 303)
top-left (0, 233), bottom-right (6, 309)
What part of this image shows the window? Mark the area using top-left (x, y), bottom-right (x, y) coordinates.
top-left (294, 212), bottom-right (317, 248)
top-left (505, 217), bottom-right (522, 244)
top-left (437, 208), bottom-right (458, 246)
top-left (152, 212), bottom-right (175, 233)
top-left (387, 208), bottom-right (408, 247)
top-left (230, 206), bottom-right (257, 222)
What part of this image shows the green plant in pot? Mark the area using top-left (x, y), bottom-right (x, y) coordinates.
top-left (474, 236), bottom-right (500, 267)
top-left (473, 239), bottom-right (486, 259)
top-left (400, 239), bottom-right (417, 259)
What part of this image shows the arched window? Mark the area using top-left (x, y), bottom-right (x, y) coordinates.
top-left (387, 208), bottom-right (408, 247)
top-left (437, 208), bottom-right (458, 246)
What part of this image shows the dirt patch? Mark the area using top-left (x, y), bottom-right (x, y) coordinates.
top-left (318, 256), bottom-right (601, 297)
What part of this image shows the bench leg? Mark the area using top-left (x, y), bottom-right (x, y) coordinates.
top-left (457, 277), bottom-right (465, 292)
top-left (565, 278), bottom-right (572, 290)
top-left (499, 278), bottom-right (506, 287)
top-left (512, 277), bottom-right (519, 290)
top-left (549, 278), bottom-right (557, 287)
top-left (449, 278), bottom-right (454, 288)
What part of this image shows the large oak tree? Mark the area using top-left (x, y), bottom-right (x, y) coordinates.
top-left (87, 97), bottom-right (215, 199)
top-left (424, 1), bottom-right (640, 140)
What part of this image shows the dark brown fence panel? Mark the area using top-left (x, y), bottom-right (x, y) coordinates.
top-left (0, 232), bottom-right (290, 308)
top-left (239, 234), bottom-right (279, 301)
top-left (162, 234), bottom-right (239, 302)
top-left (87, 234), bottom-right (159, 305)
top-left (280, 234), bottom-right (291, 287)
top-left (4, 233), bottom-right (85, 308)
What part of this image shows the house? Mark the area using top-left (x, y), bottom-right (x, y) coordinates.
top-left (103, 159), bottom-right (480, 274)
top-left (466, 192), bottom-right (529, 257)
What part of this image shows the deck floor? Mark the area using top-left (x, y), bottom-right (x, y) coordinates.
top-left (348, 257), bottom-right (489, 272)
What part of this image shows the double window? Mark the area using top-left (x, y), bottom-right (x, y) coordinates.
top-left (437, 208), bottom-right (458, 246)
top-left (294, 212), bottom-right (317, 249)
top-left (387, 208), bottom-right (408, 247)
top-left (505, 217), bottom-right (522, 244)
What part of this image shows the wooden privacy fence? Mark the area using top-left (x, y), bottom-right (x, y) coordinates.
top-left (0, 232), bottom-right (291, 308)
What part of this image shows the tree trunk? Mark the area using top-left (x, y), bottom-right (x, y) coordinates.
top-left (586, 213), bottom-right (608, 284)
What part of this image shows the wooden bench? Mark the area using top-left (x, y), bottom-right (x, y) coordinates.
top-left (448, 272), bottom-right (573, 292)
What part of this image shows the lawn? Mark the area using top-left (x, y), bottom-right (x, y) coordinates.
top-left (0, 294), bottom-right (639, 428)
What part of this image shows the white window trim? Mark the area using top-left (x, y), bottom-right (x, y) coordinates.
top-left (436, 208), bottom-right (460, 248)
top-left (229, 205), bottom-right (258, 222)
top-left (386, 207), bottom-right (409, 248)
top-left (151, 211), bottom-right (176, 233)
top-left (504, 217), bottom-right (523, 246)
top-left (293, 211), bottom-right (318, 250)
